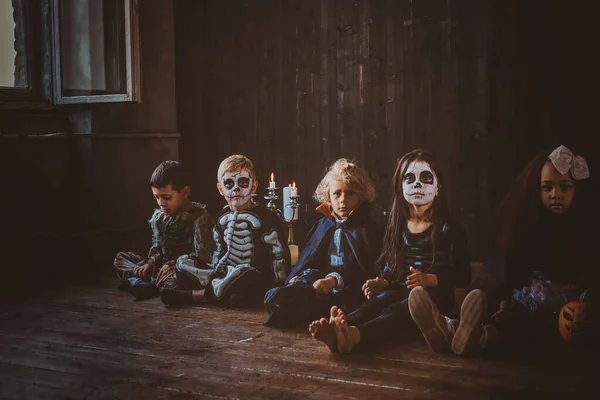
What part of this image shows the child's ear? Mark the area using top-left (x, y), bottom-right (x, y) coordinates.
top-left (217, 182), bottom-right (224, 196)
top-left (436, 184), bottom-right (441, 196)
top-left (251, 179), bottom-right (258, 194)
top-left (181, 185), bottom-right (191, 198)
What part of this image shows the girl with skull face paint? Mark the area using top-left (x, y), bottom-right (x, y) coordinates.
top-left (310, 149), bottom-right (477, 355)
top-left (483, 145), bottom-right (597, 345)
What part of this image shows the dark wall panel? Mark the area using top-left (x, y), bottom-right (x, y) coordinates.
top-left (175, 0), bottom-right (595, 259)
top-left (2, 0), bottom-right (180, 283)
top-left (176, 0), bottom-right (489, 256)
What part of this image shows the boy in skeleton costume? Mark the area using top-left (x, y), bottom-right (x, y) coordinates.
top-left (160, 155), bottom-right (290, 307)
top-left (113, 161), bottom-right (215, 300)
top-left (264, 159), bottom-right (382, 328)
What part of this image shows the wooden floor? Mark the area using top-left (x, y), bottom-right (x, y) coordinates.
top-left (0, 276), bottom-right (597, 400)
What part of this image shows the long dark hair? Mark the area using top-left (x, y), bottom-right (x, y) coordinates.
top-left (495, 148), bottom-right (592, 251)
top-left (376, 149), bottom-right (449, 277)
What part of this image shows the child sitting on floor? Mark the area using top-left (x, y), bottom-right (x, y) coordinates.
top-left (309, 149), bottom-right (485, 355)
top-left (113, 160), bottom-right (215, 300)
top-left (160, 154), bottom-right (290, 307)
top-left (484, 145), bottom-right (597, 346)
top-left (263, 158), bottom-right (383, 328)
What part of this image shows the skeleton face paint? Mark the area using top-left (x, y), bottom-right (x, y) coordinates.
top-left (402, 161), bottom-right (438, 206)
top-left (219, 170), bottom-right (255, 210)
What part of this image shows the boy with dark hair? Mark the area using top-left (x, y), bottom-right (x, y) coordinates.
top-left (160, 154), bottom-right (290, 307)
top-left (113, 160), bottom-right (215, 299)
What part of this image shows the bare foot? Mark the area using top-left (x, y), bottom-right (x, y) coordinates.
top-left (329, 306), bottom-right (360, 354)
top-left (329, 306), bottom-right (344, 328)
top-left (309, 318), bottom-right (337, 353)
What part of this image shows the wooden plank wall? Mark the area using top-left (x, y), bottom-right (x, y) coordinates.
top-left (174, 0), bottom-right (594, 259)
top-left (486, 0), bottom-right (598, 232)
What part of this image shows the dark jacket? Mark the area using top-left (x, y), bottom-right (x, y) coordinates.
top-left (383, 221), bottom-right (471, 316)
top-left (286, 201), bottom-right (383, 307)
top-left (484, 211), bottom-right (598, 307)
top-left (264, 201), bottom-right (383, 327)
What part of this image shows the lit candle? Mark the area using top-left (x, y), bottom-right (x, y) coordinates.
top-left (283, 184), bottom-right (293, 221)
top-left (290, 182), bottom-right (298, 221)
top-left (289, 244), bottom-right (299, 266)
top-left (290, 181), bottom-right (298, 197)
top-left (269, 172), bottom-right (275, 189)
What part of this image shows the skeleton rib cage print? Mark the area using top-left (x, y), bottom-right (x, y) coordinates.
top-left (214, 211), bottom-right (261, 268)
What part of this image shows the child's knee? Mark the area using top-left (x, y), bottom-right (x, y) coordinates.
top-left (175, 255), bottom-right (194, 272)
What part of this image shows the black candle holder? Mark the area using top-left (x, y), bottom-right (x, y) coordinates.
top-left (284, 194), bottom-right (301, 245)
top-left (264, 185), bottom-right (280, 213)
top-left (264, 186), bottom-right (301, 244)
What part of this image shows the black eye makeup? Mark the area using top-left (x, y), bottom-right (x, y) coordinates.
top-left (223, 179), bottom-right (235, 189)
top-left (420, 171), bottom-right (434, 184)
top-left (404, 173), bottom-right (416, 184)
top-left (238, 177), bottom-right (251, 188)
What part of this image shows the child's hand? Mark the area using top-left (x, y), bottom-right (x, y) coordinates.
top-left (289, 276), bottom-right (299, 283)
top-left (313, 277), bottom-right (337, 295)
top-left (362, 277), bottom-right (389, 299)
top-left (491, 300), bottom-right (509, 320)
top-left (134, 264), bottom-right (152, 279)
top-left (405, 267), bottom-right (438, 289)
top-left (155, 261), bottom-right (175, 286)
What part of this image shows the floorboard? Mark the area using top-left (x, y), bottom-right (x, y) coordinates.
top-left (0, 277), bottom-right (597, 399)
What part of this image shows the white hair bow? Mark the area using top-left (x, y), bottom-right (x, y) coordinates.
top-left (548, 145), bottom-right (590, 180)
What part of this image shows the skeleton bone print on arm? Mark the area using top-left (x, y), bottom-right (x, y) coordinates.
top-left (262, 229), bottom-right (288, 283)
top-left (215, 211), bottom-right (262, 269)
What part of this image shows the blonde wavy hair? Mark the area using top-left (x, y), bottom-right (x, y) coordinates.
top-left (217, 154), bottom-right (257, 182)
top-left (313, 158), bottom-right (376, 204)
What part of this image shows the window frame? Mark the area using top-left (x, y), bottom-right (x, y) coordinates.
top-left (51, 0), bottom-right (141, 104)
top-left (0, 0), bottom-right (52, 105)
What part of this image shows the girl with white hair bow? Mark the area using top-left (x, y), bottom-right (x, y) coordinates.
top-left (484, 145), bottom-right (596, 346)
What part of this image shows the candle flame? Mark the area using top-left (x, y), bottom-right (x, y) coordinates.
top-left (270, 172), bottom-right (274, 182)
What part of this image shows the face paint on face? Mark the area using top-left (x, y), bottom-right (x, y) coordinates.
top-left (402, 161), bottom-right (438, 206)
top-left (218, 170), bottom-right (256, 211)
top-left (540, 161), bottom-right (575, 215)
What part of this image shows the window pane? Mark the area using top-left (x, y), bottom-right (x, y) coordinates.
top-left (59, 0), bottom-right (126, 96)
top-left (0, 0), bottom-right (28, 88)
